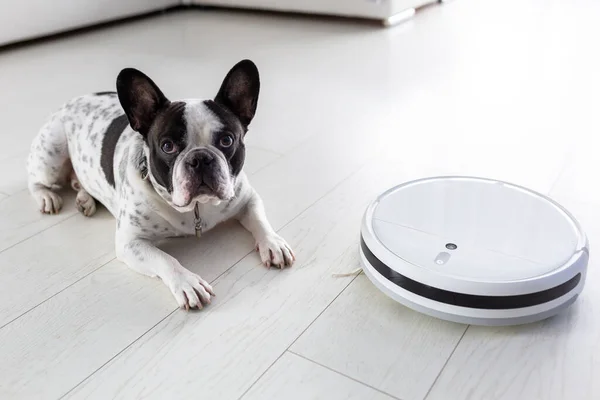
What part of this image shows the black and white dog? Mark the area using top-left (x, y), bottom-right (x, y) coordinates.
top-left (27, 60), bottom-right (295, 310)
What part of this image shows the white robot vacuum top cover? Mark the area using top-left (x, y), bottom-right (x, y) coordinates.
top-left (360, 176), bottom-right (589, 326)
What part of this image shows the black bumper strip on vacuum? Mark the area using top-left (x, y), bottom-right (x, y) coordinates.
top-left (360, 237), bottom-right (580, 310)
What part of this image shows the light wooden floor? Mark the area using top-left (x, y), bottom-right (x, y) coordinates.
top-left (0, 1), bottom-right (598, 399)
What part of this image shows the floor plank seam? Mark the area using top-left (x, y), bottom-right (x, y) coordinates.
top-left (247, 153), bottom-right (283, 177)
top-left (288, 350), bottom-right (403, 400)
top-left (287, 265), bottom-right (360, 351)
top-left (250, 119), bottom-right (379, 178)
top-left (421, 325), bottom-right (470, 400)
top-left (246, 145), bottom-right (283, 157)
top-left (236, 269), bottom-right (361, 400)
top-left (0, 211), bottom-right (78, 255)
top-left (0, 187), bottom-right (27, 203)
top-left (0, 253), bottom-right (116, 331)
top-left (58, 308), bottom-right (179, 400)
top-left (235, 348), bottom-right (288, 400)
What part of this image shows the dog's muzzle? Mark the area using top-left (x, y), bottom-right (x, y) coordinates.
top-left (171, 147), bottom-right (233, 208)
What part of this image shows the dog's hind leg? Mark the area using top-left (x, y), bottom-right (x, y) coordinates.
top-left (27, 113), bottom-right (70, 214)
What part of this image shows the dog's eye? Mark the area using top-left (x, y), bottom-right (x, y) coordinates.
top-left (219, 135), bottom-right (234, 148)
top-left (161, 140), bottom-right (177, 154)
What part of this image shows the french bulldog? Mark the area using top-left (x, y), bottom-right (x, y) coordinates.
top-left (26, 60), bottom-right (295, 310)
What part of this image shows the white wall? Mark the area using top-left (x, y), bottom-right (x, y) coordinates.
top-left (0, 0), bottom-right (178, 46)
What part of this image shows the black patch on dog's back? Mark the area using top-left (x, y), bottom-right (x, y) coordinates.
top-left (94, 91), bottom-right (117, 96)
top-left (101, 114), bottom-right (129, 188)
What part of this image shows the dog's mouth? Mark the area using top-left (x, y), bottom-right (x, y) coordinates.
top-left (171, 182), bottom-right (232, 210)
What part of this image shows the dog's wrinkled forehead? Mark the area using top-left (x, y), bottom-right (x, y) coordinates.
top-left (181, 100), bottom-right (223, 147)
top-left (181, 100), bottom-right (244, 147)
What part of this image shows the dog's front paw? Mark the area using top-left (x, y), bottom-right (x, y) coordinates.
top-left (32, 187), bottom-right (63, 214)
top-left (165, 267), bottom-right (215, 311)
top-left (256, 234), bottom-right (295, 268)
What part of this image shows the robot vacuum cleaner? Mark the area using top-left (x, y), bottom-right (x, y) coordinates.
top-left (360, 176), bottom-right (589, 326)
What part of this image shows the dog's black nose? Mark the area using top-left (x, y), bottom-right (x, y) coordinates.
top-left (186, 150), bottom-right (214, 170)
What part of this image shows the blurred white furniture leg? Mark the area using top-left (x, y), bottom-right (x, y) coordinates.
top-left (383, 7), bottom-right (416, 27)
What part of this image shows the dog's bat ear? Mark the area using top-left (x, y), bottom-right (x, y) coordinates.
top-left (215, 59), bottom-right (260, 128)
top-left (116, 68), bottom-right (169, 137)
